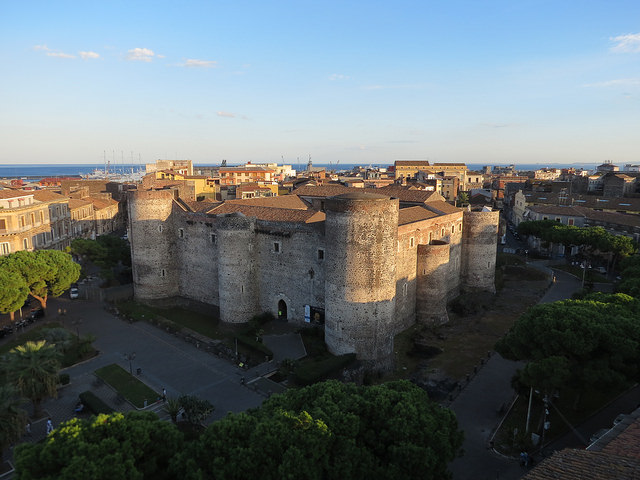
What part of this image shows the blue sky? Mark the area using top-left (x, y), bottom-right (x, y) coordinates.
top-left (1, 1), bottom-right (639, 166)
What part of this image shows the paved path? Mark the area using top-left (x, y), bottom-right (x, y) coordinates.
top-left (2, 296), bottom-right (306, 464)
top-left (448, 263), bottom-right (582, 480)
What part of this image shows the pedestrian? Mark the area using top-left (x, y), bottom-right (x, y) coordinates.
top-left (25, 421), bottom-right (31, 436)
top-left (46, 418), bottom-right (54, 435)
top-left (162, 387), bottom-right (167, 402)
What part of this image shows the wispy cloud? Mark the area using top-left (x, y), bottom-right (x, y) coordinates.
top-left (610, 33), bottom-right (640, 53)
top-left (127, 47), bottom-right (155, 62)
top-left (329, 73), bottom-right (350, 81)
top-left (79, 51), bottom-right (100, 60)
top-left (183, 59), bottom-right (217, 68)
top-left (46, 51), bottom-right (76, 59)
top-left (583, 78), bottom-right (640, 87)
top-left (217, 111), bottom-right (248, 120)
top-left (481, 123), bottom-right (515, 128)
top-left (362, 83), bottom-right (428, 90)
top-left (34, 44), bottom-right (75, 58)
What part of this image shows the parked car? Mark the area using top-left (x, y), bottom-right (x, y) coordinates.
top-left (70, 287), bottom-right (79, 299)
top-left (30, 308), bottom-right (45, 319)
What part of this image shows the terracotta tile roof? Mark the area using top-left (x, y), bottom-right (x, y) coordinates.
top-left (377, 185), bottom-right (444, 203)
top-left (209, 204), bottom-right (325, 223)
top-left (528, 205), bottom-right (588, 217)
top-left (0, 189), bottom-right (32, 199)
top-left (32, 190), bottom-right (68, 202)
top-left (182, 200), bottom-right (221, 213)
top-left (527, 205), bottom-right (640, 228)
top-left (433, 162), bottom-right (467, 167)
top-left (226, 195), bottom-right (309, 209)
top-left (423, 201), bottom-right (462, 215)
top-left (394, 160), bottom-right (430, 167)
top-left (398, 206), bottom-right (439, 225)
top-left (523, 449), bottom-right (640, 480)
top-left (601, 418), bottom-right (640, 459)
top-left (293, 184), bottom-right (355, 197)
top-left (68, 198), bottom-right (93, 209)
top-left (86, 197), bottom-right (117, 210)
top-left (219, 166), bottom-right (274, 172)
top-left (523, 193), bottom-right (640, 212)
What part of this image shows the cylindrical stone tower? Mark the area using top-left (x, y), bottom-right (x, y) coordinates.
top-left (324, 192), bottom-right (399, 369)
top-left (416, 240), bottom-right (450, 324)
top-left (216, 214), bottom-right (258, 324)
top-left (461, 209), bottom-right (500, 293)
top-left (128, 190), bottom-right (178, 300)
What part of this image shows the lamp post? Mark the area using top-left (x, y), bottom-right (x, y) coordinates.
top-left (124, 352), bottom-right (136, 376)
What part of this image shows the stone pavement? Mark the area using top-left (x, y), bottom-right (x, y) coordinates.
top-left (2, 296), bottom-right (307, 472)
top-left (448, 263), bottom-right (583, 480)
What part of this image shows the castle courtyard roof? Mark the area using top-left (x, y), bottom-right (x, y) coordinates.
top-left (398, 206), bottom-right (439, 225)
top-left (208, 203), bottom-right (325, 223)
top-left (226, 195), bottom-right (309, 209)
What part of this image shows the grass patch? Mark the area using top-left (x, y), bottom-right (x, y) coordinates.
top-left (0, 322), bottom-right (62, 356)
top-left (95, 364), bottom-right (159, 408)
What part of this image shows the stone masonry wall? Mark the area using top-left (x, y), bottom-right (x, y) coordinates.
top-left (324, 193), bottom-right (398, 368)
top-left (128, 190), bottom-right (178, 300)
top-left (461, 209), bottom-right (499, 292)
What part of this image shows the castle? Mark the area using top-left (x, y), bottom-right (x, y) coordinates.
top-left (128, 185), bottom-right (499, 368)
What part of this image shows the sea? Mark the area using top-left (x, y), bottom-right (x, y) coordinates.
top-left (0, 162), bottom-right (602, 180)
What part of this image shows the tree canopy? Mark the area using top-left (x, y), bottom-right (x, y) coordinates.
top-left (0, 265), bottom-right (29, 322)
top-left (517, 220), bottom-right (637, 258)
top-left (186, 380), bottom-right (463, 480)
top-left (0, 385), bottom-right (28, 458)
top-left (3, 340), bottom-right (62, 418)
top-left (14, 380), bottom-right (463, 480)
top-left (496, 293), bottom-right (640, 394)
top-left (617, 254), bottom-right (640, 297)
top-left (0, 250), bottom-right (80, 310)
top-left (14, 411), bottom-right (183, 480)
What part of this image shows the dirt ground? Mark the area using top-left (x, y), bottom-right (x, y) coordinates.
top-left (390, 266), bottom-right (550, 383)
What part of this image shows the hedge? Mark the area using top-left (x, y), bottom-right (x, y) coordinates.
top-left (294, 353), bottom-right (356, 386)
top-left (79, 391), bottom-right (114, 415)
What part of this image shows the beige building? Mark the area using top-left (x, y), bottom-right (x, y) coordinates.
top-left (394, 160), bottom-right (431, 180)
top-left (0, 190), bottom-right (52, 255)
top-left (32, 190), bottom-right (72, 251)
top-left (69, 198), bottom-right (95, 238)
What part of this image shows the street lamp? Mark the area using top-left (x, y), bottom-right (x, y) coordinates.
top-left (125, 352), bottom-right (136, 376)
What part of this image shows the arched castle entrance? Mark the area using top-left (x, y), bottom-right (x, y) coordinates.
top-left (278, 299), bottom-right (288, 320)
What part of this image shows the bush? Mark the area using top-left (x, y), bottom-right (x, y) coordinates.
top-left (250, 311), bottom-right (275, 325)
top-left (79, 390), bottom-right (114, 415)
top-left (294, 353), bottom-right (356, 385)
top-left (58, 373), bottom-right (70, 385)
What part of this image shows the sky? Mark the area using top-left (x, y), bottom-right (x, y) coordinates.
top-left (1, 1), bottom-right (639, 166)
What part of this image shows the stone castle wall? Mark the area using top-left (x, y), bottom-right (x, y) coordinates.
top-left (461, 209), bottom-right (500, 292)
top-left (324, 193), bottom-right (399, 367)
top-left (129, 189), bottom-right (499, 368)
top-left (128, 190), bottom-right (178, 300)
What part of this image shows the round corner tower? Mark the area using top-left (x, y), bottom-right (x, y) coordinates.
top-left (324, 192), bottom-right (399, 369)
top-left (128, 189), bottom-right (178, 301)
top-left (216, 214), bottom-right (258, 324)
top-left (416, 240), bottom-right (450, 325)
top-left (461, 209), bottom-right (500, 293)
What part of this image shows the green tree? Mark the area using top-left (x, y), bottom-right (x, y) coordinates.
top-left (4, 340), bottom-right (61, 418)
top-left (0, 385), bottom-right (28, 463)
top-left (163, 397), bottom-right (182, 424)
top-left (187, 380), bottom-right (463, 480)
top-left (0, 265), bottom-right (29, 322)
top-left (13, 411), bottom-right (183, 480)
top-left (0, 250), bottom-right (80, 311)
top-left (178, 395), bottom-right (214, 426)
top-left (496, 294), bottom-right (640, 396)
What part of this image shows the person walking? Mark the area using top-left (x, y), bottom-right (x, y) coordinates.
top-left (162, 387), bottom-right (167, 402)
top-left (46, 418), bottom-right (54, 435)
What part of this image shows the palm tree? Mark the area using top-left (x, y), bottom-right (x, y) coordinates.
top-left (4, 340), bottom-right (61, 418)
top-left (163, 397), bottom-right (182, 424)
top-left (0, 385), bottom-right (28, 462)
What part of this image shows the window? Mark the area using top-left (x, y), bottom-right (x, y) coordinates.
top-left (23, 238), bottom-right (29, 249)
top-left (178, 228), bottom-right (184, 238)
top-left (568, 219), bottom-right (574, 226)
top-left (441, 228), bottom-right (445, 237)
top-left (273, 241), bottom-right (281, 253)
top-left (0, 243), bottom-right (9, 255)
top-left (409, 237), bottom-right (415, 247)
top-left (158, 224), bottom-right (164, 233)
top-left (555, 218), bottom-right (561, 222)
top-left (0, 219), bottom-right (5, 230)
top-left (210, 233), bottom-right (217, 244)
top-left (161, 269), bottom-right (166, 277)
top-left (20, 216), bottom-right (25, 228)
top-left (317, 249), bottom-right (324, 260)
top-left (40, 211), bottom-right (44, 223)
top-left (30, 213), bottom-right (35, 225)
top-left (428, 232), bottom-right (432, 244)
top-left (451, 225), bottom-right (455, 234)
top-left (402, 283), bottom-right (408, 296)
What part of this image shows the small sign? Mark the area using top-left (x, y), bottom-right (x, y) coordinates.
top-left (304, 305), bottom-right (311, 323)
